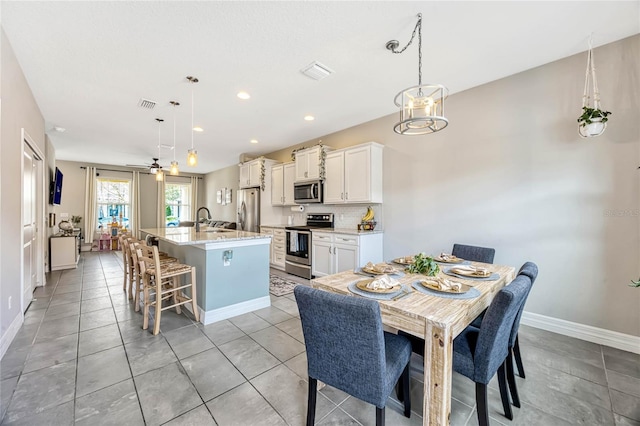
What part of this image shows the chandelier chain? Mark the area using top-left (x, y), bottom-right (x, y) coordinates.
top-left (388, 14), bottom-right (423, 90)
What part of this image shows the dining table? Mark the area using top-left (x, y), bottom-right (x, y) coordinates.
top-left (310, 260), bottom-right (516, 426)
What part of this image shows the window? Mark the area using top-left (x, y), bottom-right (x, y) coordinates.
top-left (165, 183), bottom-right (191, 226)
top-left (96, 178), bottom-right (131, 230)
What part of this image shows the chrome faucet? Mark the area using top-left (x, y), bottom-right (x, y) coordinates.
top-left (195, 207), bottom-right (212, 232)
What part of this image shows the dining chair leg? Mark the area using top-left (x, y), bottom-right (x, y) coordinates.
top-left (401, 363), bottom-right (411, 417)
top-left (506, 348), bottom-right (521, 408)
top-left (306, 377), bottom-right (317, 426)
top-left (497, 360), bottom-right (513, 420)
top-left (513, 335), bottom-right (525, 378)
top-left (375, 406), bottom-right (385, 426)
top-left (475, 383), bottom-right (490, 426)
top-left (127, 262), bottom-right (135, 300)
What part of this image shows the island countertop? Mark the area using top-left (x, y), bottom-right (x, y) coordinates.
top-left (140, 227), bottom-right (271, 246)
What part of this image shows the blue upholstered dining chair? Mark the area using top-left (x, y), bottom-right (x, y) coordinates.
top-left (453, 274), bottom-right (531, 426)
top-left (452, 243), bottom-right (496, 264)
top-left (294, 285), bottom-right (412, 426)
top-left (469, 261), bottom-right (538, 408)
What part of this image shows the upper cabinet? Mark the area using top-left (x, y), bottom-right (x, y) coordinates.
top-left (271, 162), bottom-right (296, 205)
top-left (324, 142), bottom-right (383, 204)
top-left (239, 159), bottom-right (263, 188)
top-left (295, 146), bottom-right (329, 182)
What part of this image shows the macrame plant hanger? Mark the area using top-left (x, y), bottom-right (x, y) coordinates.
top-left (579, 35), bottom-right (608, 138)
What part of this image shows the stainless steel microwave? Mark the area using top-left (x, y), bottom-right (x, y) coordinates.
top-left (294, 180), bottom-right (323, 204)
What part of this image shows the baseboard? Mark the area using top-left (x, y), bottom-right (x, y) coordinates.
top-left (0, 313), bottom-right (24, 360)
top-left (200, 296), bottom-right (271, 325)
top-left (521, 311), bottom-right (640, 355)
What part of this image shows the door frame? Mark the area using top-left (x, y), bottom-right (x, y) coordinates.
top-left (21, 128), bottom-right (46, 313)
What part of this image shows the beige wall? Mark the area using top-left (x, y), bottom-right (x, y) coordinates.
top-left (203, 164), bottom-right (240, 222)
top-left (1, 30), bottom-right (46, 342)
top-left (266, 35), bottom-right (640, 336)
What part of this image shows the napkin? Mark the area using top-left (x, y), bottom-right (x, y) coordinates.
top-left (423, 278), bottom-right (462, 292)
top-left (364, 262), bottom-right (396, 274)
top-left (365, 274), bottom-right (399, 290)
top-left (451, 265), bottom-right (489, 276)
top-left (439, 252), bottom-right (457, 261)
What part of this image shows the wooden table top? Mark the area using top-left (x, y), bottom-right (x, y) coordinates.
top-left (311, 262), bottom-right (516, 338)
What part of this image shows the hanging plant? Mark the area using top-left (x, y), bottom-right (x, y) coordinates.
top-left (259, 157), bottom-right (266, 191)
top-left (578, 36), bottom-right (611, 138)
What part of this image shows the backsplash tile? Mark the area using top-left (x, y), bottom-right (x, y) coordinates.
top-left (281, 204), bottom-right (382, 230)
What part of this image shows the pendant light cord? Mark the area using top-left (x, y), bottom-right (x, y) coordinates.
top-left (191, 83), bottom-right (194, 150)
top-left (173, 104), bottom-right (177, 161)
top-left (387, 14), bottom-right (423, 91)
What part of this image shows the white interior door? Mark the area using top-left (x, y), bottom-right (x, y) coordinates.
top-left (22, 147), bottom-right (36, 311)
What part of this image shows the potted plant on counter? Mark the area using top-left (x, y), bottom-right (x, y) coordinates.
top-left (407, 253), bottom-right (440, 276)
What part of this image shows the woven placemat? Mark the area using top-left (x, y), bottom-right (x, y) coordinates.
top-left (442, 267), bottom-right (500, 281)
top-left (354, 267), bottom-right (405, 278)
top-left (348, 281), bottom-right (409, 300)
top-left (411, 281), bottom-right (481, 299)
top-left (434, 260), bottom-right (471, 266)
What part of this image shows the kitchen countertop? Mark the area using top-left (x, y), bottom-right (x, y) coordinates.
top-left (313, 228), bottom-right (384, 235)
top-left (140, 227), bottom-right (271, 246)
top-left (260, 224), bottom-right (287, 229)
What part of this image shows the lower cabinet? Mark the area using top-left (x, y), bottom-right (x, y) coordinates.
top-left (311, 231), bottom-right (383, 278)
top-left (261, 226), bottom-right (286, 271)
top-left (50, 233), bottom-right (81, 271)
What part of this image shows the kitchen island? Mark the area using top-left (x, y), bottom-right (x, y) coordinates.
top-left (140, 227), bottom-right (272, 325)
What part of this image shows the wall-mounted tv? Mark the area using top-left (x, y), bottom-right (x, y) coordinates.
top-left (50, 167), bottom-right (63, 205)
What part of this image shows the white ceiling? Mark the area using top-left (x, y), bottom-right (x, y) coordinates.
top-left (2, 1), bottom-right (639, 174)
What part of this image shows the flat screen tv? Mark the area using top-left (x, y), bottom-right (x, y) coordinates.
top-left (50, 167), bottom-right (63, 205)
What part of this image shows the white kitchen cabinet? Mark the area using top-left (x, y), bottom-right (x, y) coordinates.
top-left (50, 233), bottom-right (80, 271)
top-left (283, 163), bottom-right (295, 205)
top-left (271, 165), bottom-right (284, 205)
top-left (271, 162), bottom-right (296, 206)
top-left (239, 159), bottom-right (262, 188)
top-left (323, 142), bottom-right (383, 204)
top-left (295, 146), bottom-right (332, 182)
top-left (260, 226), bottom-right (286, 271)
top-left (311, 231), bottom-right (383, 277)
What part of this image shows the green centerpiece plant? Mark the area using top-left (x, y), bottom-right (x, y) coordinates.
top-left (631, 278), bottom-right (640, 288)
top-left (407, 253), bottom-right (440, 276)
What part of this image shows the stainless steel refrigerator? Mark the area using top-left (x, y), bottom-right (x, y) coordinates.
top-left (236, 187), bottom-right (260, 232)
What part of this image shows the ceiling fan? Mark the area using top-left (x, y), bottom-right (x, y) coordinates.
top-left (126, 157), bottom-right (163, 174)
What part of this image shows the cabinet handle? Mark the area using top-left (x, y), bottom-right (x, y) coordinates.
top-left (345, 192), bottom-right (348, 200)
top-left (305, 171), bottom-right (308, 178)
top-left (341, 192), bottom-right (344, 200)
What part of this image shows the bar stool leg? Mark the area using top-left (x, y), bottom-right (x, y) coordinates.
top-left (172, 276), bottom-right (182, 315)
top-left (190, 267), bottom-right (200, 322)
top-left (153, 277), bottom-right (163, 335)
top-left (142, 275), bottom-right (151, 330)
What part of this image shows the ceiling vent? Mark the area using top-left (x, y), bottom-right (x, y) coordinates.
top-left (300, 61), bottom-right (334, 81)
top-left (137, 98), bottom-right (156, 109)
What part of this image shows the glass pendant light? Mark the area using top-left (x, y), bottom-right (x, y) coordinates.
top-left (169, 101), bottom-right (180, 175)
top-left (155, 118), bottom-right (164, 181)
top-left (386, 14), bottom-right (449, 135)
top-left (186, 76), bottom-right (199, 166)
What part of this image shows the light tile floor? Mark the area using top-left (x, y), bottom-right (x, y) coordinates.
top-left (1, 251), bottom-right (639, 425)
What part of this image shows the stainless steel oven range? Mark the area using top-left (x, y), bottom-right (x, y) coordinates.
top-left (285, 213), bottom-right (334, 279)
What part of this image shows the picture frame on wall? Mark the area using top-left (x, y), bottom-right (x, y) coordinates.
top-left (225, 188), bottom-right (232, 205)
top-left (216, 190), bottom-right (222, 204)
top-left (221, 187), bottom-right (228, 205)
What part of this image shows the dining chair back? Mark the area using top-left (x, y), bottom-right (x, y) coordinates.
top-left (294, 286), bottom-right (412, 426)
top-left (453, 274), bottom-right (531, 426)
top-left (452, 243), bottom-right (495, 264)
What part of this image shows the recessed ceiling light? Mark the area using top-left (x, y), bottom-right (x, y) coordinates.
top-left (193, 127), bottom-right (204, 132)
top-left (237, 91), bottom-right (251, 100)
top-left (54, 126), bottom-right (66, 132)
top-left (304, 115), bottom-right (315, 121)
top-left (250, 139), bottom-right (259, 144)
